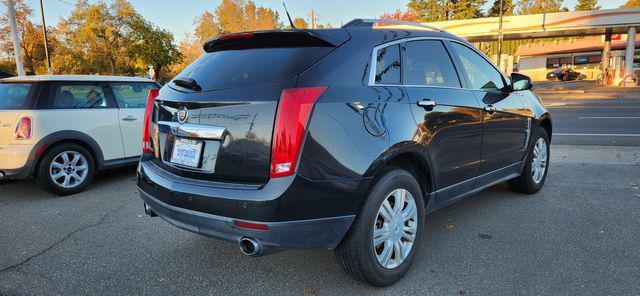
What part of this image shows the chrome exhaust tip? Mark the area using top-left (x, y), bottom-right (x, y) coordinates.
top-left (0, 171), bottom-right (5, 179)
top-left (239, 237), bottom-right (261, 256)
top-left (143, 203), bottom-right (157, 217)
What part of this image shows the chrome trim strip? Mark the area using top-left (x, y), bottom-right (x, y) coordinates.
top-left (367, 37), bottom-right (510, 90)
top-left (158, 121), bottom-right (226, 140)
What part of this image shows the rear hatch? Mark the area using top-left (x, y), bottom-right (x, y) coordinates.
top-left (0, 82), bottom-right (38, 148)
top-left (150, 30), bottom-right (349, 184)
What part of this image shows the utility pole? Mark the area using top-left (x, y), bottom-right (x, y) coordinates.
top-left (39, 0), bottom-right (52, 74)
top-left (310, 10), bottom-right (316, 29)
top-left (496, 0), bottom-right (504, 71)
top-left (6, 0), bottom-right (25, 76)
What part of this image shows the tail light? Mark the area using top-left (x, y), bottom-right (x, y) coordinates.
top-left (270, 86), bottom-right (327, 178)
top-left (142, 89), bottom-right (160, 153)
top-left (14, 117), bottom-right (32, 140)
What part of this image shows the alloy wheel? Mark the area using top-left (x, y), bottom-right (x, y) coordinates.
top-left (49, 151), bottom-right (89, 189)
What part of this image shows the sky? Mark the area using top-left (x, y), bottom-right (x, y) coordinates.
top-left (23, 0), bottom-right (627, 41)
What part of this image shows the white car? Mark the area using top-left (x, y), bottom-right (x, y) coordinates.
top-left (0, 75), bottom-right (160, 195)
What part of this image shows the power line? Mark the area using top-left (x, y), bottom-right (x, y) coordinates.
top-left (55, 0), bottom-right (75, 6)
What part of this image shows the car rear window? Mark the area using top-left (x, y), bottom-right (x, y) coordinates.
top-left (176, 47), bottom-right (333, 91)
top-left (0, 83), bottom-right (33, 109)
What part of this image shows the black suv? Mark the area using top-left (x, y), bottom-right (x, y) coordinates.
top-left (138, 20), bottom-right (552, 286)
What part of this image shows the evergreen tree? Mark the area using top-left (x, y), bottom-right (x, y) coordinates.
top-left (514, 0), bottom-right (564, 15)
top-left (487, 0), bottom-right (514, 17)
top-left (574, 0), bottom-right (599, 11)
top-left (408, 0), bottom-right (486, 22)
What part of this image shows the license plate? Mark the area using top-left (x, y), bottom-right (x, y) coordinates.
top-left (170, 138), bottom-right (203, 168)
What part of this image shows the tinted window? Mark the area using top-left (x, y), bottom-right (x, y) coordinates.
top-left (178, 47), bottom-right (333, 91)
top-left (404, 40), bottom-right (460, 87)
top-left (0, 83), bottom-right (33, 109)
top-left (49, 83), bottom-right (108, 109)
top-left (111, 83), bottom-right (157, 108)
top-left (450, 43), bottom-right (505, 90)
top-left (375, 45), bottom-right (401, 84)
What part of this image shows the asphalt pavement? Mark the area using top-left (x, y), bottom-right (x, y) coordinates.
top-left (1, 87), bottom-right (639, 295)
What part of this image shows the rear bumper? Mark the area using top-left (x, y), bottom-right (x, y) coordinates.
top-left (0, 144), bottom-right (35, 179)
top-left (140, 189), bottom-right (354, 250)
top-left (137, 160), bottom-right (364, 249)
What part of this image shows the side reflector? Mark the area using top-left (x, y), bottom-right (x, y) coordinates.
top-left (14, 117), bottom-right (32, 140)
top-left (142, 89), bottom-right (160, 153)
top-left (234, 220), bottom-right (269, 231)
top-left (270, 86), bottom-right (327, 178)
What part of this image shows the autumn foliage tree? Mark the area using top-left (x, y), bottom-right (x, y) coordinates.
top-left (0, 0), bottom-right (49, 74)
top-left (380, 9), bottom-right (419, 22)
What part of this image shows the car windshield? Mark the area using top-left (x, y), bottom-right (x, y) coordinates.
top-left (0, 83), bottom-right (33, 109)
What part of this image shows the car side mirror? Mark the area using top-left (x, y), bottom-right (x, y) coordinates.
top-left (510, 73), bottom-right (533, 91)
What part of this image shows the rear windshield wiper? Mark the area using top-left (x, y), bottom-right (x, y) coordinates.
top-left (173, 77), bottom-right (202, 91)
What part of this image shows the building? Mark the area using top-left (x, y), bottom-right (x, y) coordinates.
top-left (516, 35), bottom-right (640, 82)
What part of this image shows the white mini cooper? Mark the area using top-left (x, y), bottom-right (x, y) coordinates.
top-left (0, 75), bottom-right (159, 195)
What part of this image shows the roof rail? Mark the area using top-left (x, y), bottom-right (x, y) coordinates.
top-left (342, 19), bottom-right (448, 33)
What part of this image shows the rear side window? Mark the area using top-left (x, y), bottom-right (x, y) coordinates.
top-left (48, 83), bottom-right (108, 109)
top-left (374, 45), bottom-right (401, 84)
top-left (449, 42), bottom-right (505, 91)
top-left (177, 47), bottom-right (333, 91)
top-left (0, 83), bottom-right (33, 109)
top-left (111, 83), bottom-right (157, 108)
top-left (404, 40), bottom-right (460, 88)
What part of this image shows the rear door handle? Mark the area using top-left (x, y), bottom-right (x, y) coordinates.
top-left (122, 116), bottom-right (137, 121)
top-left (484, 105), bottom-right (497, 113)
top-left (417, 99), bottom-right (437, 109)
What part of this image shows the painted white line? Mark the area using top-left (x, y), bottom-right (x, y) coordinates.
top-left (555, 133), bottom-right (640, 137)
top-left (578, 116), bottom-right (640, 119)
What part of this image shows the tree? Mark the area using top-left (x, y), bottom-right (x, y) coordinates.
top-left (620, 0), bottom-right (639, 7)
top-left (380, 9), bottom-right (419, 22)
top-left (514, 0), bottom-right (564, 15)
top-left (293, 17), bottom-right (309, 29)
top-left (192, 0), bottom-right (279, 42)
top-left (126, 18), bottom-right (181, 82)
top-left (170, 33), bottom-right (202, 78)
top-left (487, 0), bottom-right (514, 17)
top-left (408, 0), bottom-right (486, 22)
top-left (0, 0), bottom-right (49, 74)
top-left (575, 0), bottom-right (599, 10)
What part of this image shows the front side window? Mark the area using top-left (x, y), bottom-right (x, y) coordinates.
top-left (403, 40), bottom-right (460, 88)
top-left (374, 44), bottom-right (401, 84)
top-left (111, 83), bottom-right (157, 108)
top-left (450, 42), bottom-right (505, 91)
top-left (50, 83), bottom-right (108, 109)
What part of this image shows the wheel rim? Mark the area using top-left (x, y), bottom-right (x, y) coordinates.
top-left (531, 138), bottom-right (548, 184)
top-left (373, 188), bottom-right (418, 269)
top-left (49, 151), bottom-right (89, 189)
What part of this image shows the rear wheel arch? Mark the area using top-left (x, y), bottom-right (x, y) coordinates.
top-left (31, 131), bottom-right (105, 175)
top-left (364, 143), bottom-right (434, 205)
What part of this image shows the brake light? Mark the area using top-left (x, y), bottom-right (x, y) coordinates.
top-left (270, 86), bottom-right (327, 178)
top-left (142, 89), bottom-right (159, 153)
top-left (218, 32), bottom-right (254, 41)
top-left (14, 117), bottom-right (32, 139)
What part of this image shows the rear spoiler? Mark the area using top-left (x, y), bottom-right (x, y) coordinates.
top-left (203, 29), bottom-right (350, 53)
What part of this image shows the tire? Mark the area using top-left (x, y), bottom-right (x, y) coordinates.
top-left (508, 128), bottom-right (550, 194)
top-left (36, 143), bottom-right (95, 196)
top-left (335, 169), bottom-right (425, 287)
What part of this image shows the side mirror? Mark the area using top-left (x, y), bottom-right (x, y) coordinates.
top-left (510, 73), bottom-right (533, 91)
